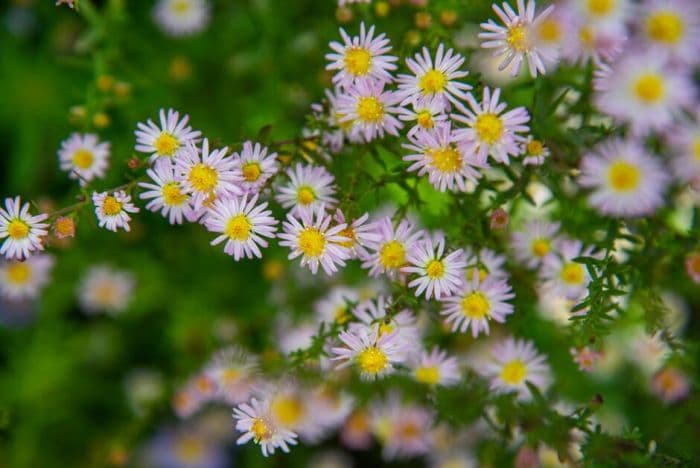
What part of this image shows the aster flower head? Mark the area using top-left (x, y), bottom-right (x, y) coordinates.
top-left (452, 87), bottom-right (530, 164)
top-left (314, 286), bottom-right (359, 326)
top-left (277, 204), bottom-right (351, 275)
top-left (463, 246), bottom-right (510, 283)
top-left (510, 220), bottom-right (560, 269)
top-left (231, 141), bottom-right (279, 194)
top-left (0, 254), bottom-right (54, 301)
top-left (203, 346), bottom-right (257, 405)
top-left (441, 268), bottom-right (515, 337)
top-left (326, 22), bottom-right (398, 86)
top-left (78, 265), bottom-right (135, 315)
top-left (396, 44), bottom-right (472, 111)
top-left (478, 336), bottom-right (551, 400)
top-left (561, 16), bottom-right (627, 65)
top-left (134, 108), bottom-right (201, 162)
top-left (521, 136), bottom-right (550, 166)
top-left (540, 239), bottom-right (596, 301)
top-left (139, 159), bottom-right (194, 225)
top-left (153, 0), bottom-right (211, 37)
top-left (370, 395), bottom-right (434, 461)
top-left (637, 0), bottom-right (700, 66)
top-left (336, 79), bottom-right (403, 141)
top-left (349, 295), bottom-right (420, 357)
top-left (668, 112), bottom-right (700, 188)
top-left (571, 0), bottom-right (631, 25)
top-left (176, 138), bottom-right (242, 209)
top-left (479, 0), bottom-right (558, 77)
top-left (233, 397), bottom-right (298, 457)
top-left (403, 124), bottom-right (487, 193)
top-left (332, 324), bottom-right (406, 380)
top-left (651, 367), bottom-right (690, 404)
top-left (57, 133), bottom-right (110, 186)
top-left (275, 163), bottom-right (337, 216)
top-left (361, 216), bottom-right (424, 279)
top-left (402, 235), bottom-right (466, 300)
top-left (570, 346), bottom-right (603, 372)
top-left (204, 194), bottom-right (278, 260)
top-left (397, 96), bottom-right (449, 138)
top-left (409, 347), bottom-right (461, 387)
top-left (0, 197), bottom-right (48, 260)
top-left (332, 210), bottom-right (381, 259)
top-left (92, 190), bottom-right (140, 232)
top-left (579, 138), bottom-right (669, 218)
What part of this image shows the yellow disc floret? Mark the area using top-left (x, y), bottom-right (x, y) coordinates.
top-left (358, 346), bottom-right (389, 375)
top-left (500, 359), bottom-right (527, 385)
top-left (608, 160), bottom-right (641, 192)
top-left (101, 196), bottom-right (122, 216)
top-left (188, 164), bottom-right (219, 193)
top-left (461, 291), bottom-right (491, 320)
top-left (475, 114), bottom-right (504, 144)
top-left (298, 227), bottom-right (326, 258)
top-left (633, 73), bottom-right (665, 104)
top-left (225, 214), bottom-right (252, 241)
top-left (154, 132), bottom-right (180, 157)
top-left (345, 47), bottom-right (372, 77)
top-left (356, 96), bottom-right (384, 123)
top-left (379, 240), bottom-right (406, 269)
top-left (72, 149), bottom-right (94, 169)
top-left (646, 10), bottom-right (684, 44)
top-left (419, 69), bottom-right (448, 93)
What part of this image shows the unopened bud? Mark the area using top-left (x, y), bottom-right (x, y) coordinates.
top-left (490, 207), bottom-right (509, 230)
top-left (54, 217), bottom-right (75, 239)
top-left (415, 12), bottom-right (432, 29)
top-left (127, 157), bottom-right (141, 170)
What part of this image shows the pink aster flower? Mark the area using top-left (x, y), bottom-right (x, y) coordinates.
top-left (231, 141), bottom-right (279, 194)
top-left (402, 235), bottom-right (466, 300)
top-left (332, 209), bottom-right (381, 259)
top-left (409, 347), bottom-right (461, 387)
top-left (275, 163), bottom-right (337, 216)
top-left (336, 79), bottom-right (403, 141)
top-left (332, 324), bottom-right (406, 380)
top-left (134, 108), bottom-right (201, 162)
top-left (361, 216), bottom-right (424, 279)
top-left (92, 190), bottom-right (139, 232)
top-left (139, 159), bottom-right (194, 225)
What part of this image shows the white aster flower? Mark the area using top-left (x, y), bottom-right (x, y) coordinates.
top-left (336, 79), bottom-right (403, 141)
top-left (0, 196), bottom-right (48, 260)
top-left (232, 141), bottom-right (279, 194)
top-left (92, 190), bottom-right (139, 232)
top-left (139, 159), bottom-right (194, 225)
top-left (463, 247), bottom-right (510, 282)
top-left (153, 0), bottom-right (210, 37)
top-left (0, 254), bottom-right (54, 301)
top-left (204, 346), bottom-right (257, 405)
top-left (540, 239), bottom-right (596, 301)
top-left (637, 0), bottom-right (700, 66)
top-left (361, 216), bottom-right (424, 279)
top-left (78, 264), bottom-right (135, 315)
top-left (57, 133), bottom-right (110, 186)
top-left (134, 108), bottom-right (201, 162)
top-left (332, 324), bottom-right (406, 380)
top-left (510, 220), bottom-right (560, 269)
top-left (233, 398), bottom-right (298, 457)
top-left (204, 194), bottom-right (278, 260)
top-left (397, 96), bottom-right (449, 138)
top-left (349, 295), bottom-right (420, 358)
top-left (409, 347), bottom-right (461, 387)
top-left (403, 236), bottom-right (466, 300)
top-left (569, 0), bottom-right (631, 26)
top-left (275, 163), bottom-right (337, 216)
top-left (370, 395), bottom-right (434, 461)
top-left (332, 210), bottom-right (381, 259)
top-left (520, 136), bottom-right (550, 166)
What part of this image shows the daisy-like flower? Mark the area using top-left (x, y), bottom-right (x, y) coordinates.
top-left (92, 190), bottom-right (140, 232)
top-left (479, 0), bottom-right (557, 77)
top-left (396, 44), bottom-right (471, 110)
top-left (397, 96), bottom-right (449, 138)
top-left (651, 367), bottom-right (690, 404)
top-left (540, 239), bottom-right (596, 301)
top-left (478, 337), bottom-right (551, 400)
top-left (0, 197), bottom-right (48, 260)
top-left (57, 133), bottom-right (110, 186)
top-left (314, 286), bottom-right (359, 326)
top-left (332, 324), bottom-right (406, 380)
top-left (510, 220), bottom-right (560, 269)
top-left (278, 204), bottom-right (350, 275)
top-left (138, 159), bottom-right (194, 225)
top-left (233, 398), bottom-right (298, 457)
top-left (668, 113), bottom-right (700, 187)
top-left (402, 236), bottom-right (466, 300)
top-left (304, 386), bottom-right (354, 442)
top-left (579, 138), bottom-right (669, 218)
top-left (441, 268), bottom-right (515, 337)
top-left (203, 346), bottom-right (257, 404)
top-left (275, 163), bottom-right (337, 216)
top-left (637, 0), bottom-right (700, 65)
top-left (231, 141), bottom-right (279, 194)
top-left (134, 108), bottom-right (201, 162)
top-left (570, 346), bottom-right (602, 372)
top-left (361, 216), bottom-right (424, 279)
top-left (561, 17), bottom-right (627, 65)
top-left (593, 52), bottom-right (695, 136)
top-left (325, 22), bottom-right (398, 86)
top-left (409, 347), bottom-right (460, 386)
top-left (336, 79), bottom-right (403, 141)
top-left (520, 136), bottom-right (550, 166)
top-left (371, 396), bottom-right (434, 461)
top-left (570, 0), bottom-right (631, 26)
top-left (0, 254), bottom-right (54, 301)
top-left (204, 194), bottom-right (278, 260)
top-left (403, 125), bottom-right (487, 192)
top-left (153, 0), bottom-right (210, 37)
top-left (332, 210), bottom-right (380, 259)
top-left (176, 139), bottom-right (242, 209)
top-left (349, 295), bottom-right (420, 357)
top-left (463, 247), bottom-right (510, 282)
top-left (452, 87), bottom-right (530, 164)
top-left (78, 265), bottom-right (135, 315)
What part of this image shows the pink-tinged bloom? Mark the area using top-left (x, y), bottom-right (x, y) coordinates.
top-left (278, 204), bottom-right (350, 275)
top-left (637, 0), bottom-right (700, 65)
top-left (510, 220), bottom-right (560, 269)
top-left (561, 17), bottom-right (627, 65)
top-left (409, 347), bottom-right (460, 386)
top-left (403, 125), bottom-right (487, 192)
top-left (204, 346), bottom-right (257, 405)
top-left (233, 398), bottom-right (298, 457)
top-left (92, 190), bottom-right (140, 232)
top-left (58, 133), bottom-right (110, 186)
top-left (0, 254), bottom-right (54, 301)
top-left (231, 141), bottom-right (279, 194)
top-left (331, 325), bottom-right (406, 380)
top-left (686, 253), bottom-right (700, 284)
top-left (349, 295), bottom-right (419, 358)
top-left (479, 0), bottom-right (557, 77)
top-left (336, 79), bottom-right (403, 141)
top-left (570, 346), bottom-right (602, 372)
top-left (452, 87), bottom-right (530, 165)
top-left (651, 367), bottom-right (690, 404)
top-left (176, 138), bottom-right (242, 209)
top-left (520, 136), bottom-right (550, 166)
top-left (325, 22), bottom-right (398, 86)
top-left (0, 196), bottom-right (48, 260)
top-left (134, 108), bottom-right (201, 162)
top-left (139, 159), bottom-right (194, 225)
top-left (396, 44), bottom-right (472, 111)
top-left (579, 138), bottom-right (669, 218)
top-left (78, 264), bottom-right (134, 315)
top-left (361, 216), bottom-right (424, 279)
top-left (340, 410), bottom-right (373, 450)
top-left (403, 236), bottom-right (466, 300)
top-left (463, 246), bottom-right (510, 282)
top-left (667, 114), bottom-right (700, 188)
top-left (275, 163), bottom-right (337, 216)
top-left (204, 194), bottom-right (278, 260)
top-left (540, 239), bottom-right (596, 301)
top-left (153, 0), bottom-right (210, 37)
top-left (397, 96), bottom-right (449, 138)
top-left (441, 268), bottom-right (515, 337)
top-left (371, 395), bottom-right (434, 461)
top-left (332, 210), bottom-right (380, 259)
top-left (478, 337), bottom-right (551, 400)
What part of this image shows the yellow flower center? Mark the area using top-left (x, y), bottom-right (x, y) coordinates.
top-left (54, 217), bottom-right (75, 238)
top-left (527, 140), bottom-right (544, 156)
top-left (225, 214), bottom-right (252, 241)
top-left (560, 262), bottom-right (585, 285)
top-left (538, 18), bottom-right (561, 43)
top-left (608, 160), bottom-right (641, 192)
top-left (416, 110), bottom-right (434, 129)
top-left (94, 282), bottom-right (117, 305)
top-left (175, 436), bottom-right (204, 463)
top-left (461, 291), bottom-right (491, 319)
top-left (466, 268), bottom-right (489, 282)
top-left (531, 238), bottom-right (550, 258)
top-left (419, 69), bottom-right (448, 93)
top-left (579, 25), bottom-right (595, 46)
top-left (241, 162), bottom-right (262, 182)
top-left (172, 0), bottom-right (191, 15)
top-left (335, 112), bottom-right (354, 131)
top-left (693, 137), bottom-right (700, 161)
top-left (475, 113), bottom-right (504, 144)
top-left (356, 96), bottom-right (384, 123)
top-left (271, 396), bottom-right (304, 427)
top-left (298, 227), bottom-right (326, 258)
top-left (647, 11), bottom-right (684, 44)
top-left (633, 73), bottom-right (665, 104)
top-left (378, 321), bottom-right (394, 336)
top-left (7, 219), bottom-right (30, 240)
top-left (379, 240), bottom-right (406, 269)
top-left (587, 0), bottom-right (615, 16)
top-left (72, 149), bottom-right (94, 169)
top-left (500, 360), bottom-right (527, 385)
top-left (507, 24), bottom-right (529, 52)
top-left (429, 146), bottom-right (462, 173)
top-left (154, 132), bottom-right (180, 157)
top-left (188, 164), bottom-right (218, 193)
top-left (415, 365), bottom-right (440, 385)
top-left (162, 182), bottom-right (187, 206)
top-left (336, 226), bottom-right (356, 248)
top-left (102, 196), bottom-right (122, 216)
top-left (334, 305), bottom-right (350, 324)
top-left (251, 418), bottom-right (272, 442)
top-left (297, 186), bottom-right (316, 205)
top-left (426, 259), bottom-right (445, 279)
top-left (357, 346), bottom-right (389, 375)
top-left (6, 262), bottom-right (31, 284)
top-left (221, 368), bottom-right (240, 384)
top-left (345, 47), bottom-right (372, 77)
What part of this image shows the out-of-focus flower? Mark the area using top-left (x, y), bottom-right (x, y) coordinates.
top-left (58, 133), bottom-right (110, 186)
top-left (651, 367), bottom-right (690, 404)
top-left (685, 252), bottom-right (700, 284)
top-left (78, 264), bottom-right (135, 315)
top-left (540, 239), bottom-right (596, 301)
top-left (53, 216), bottom-right (75, 239)
top-left (409, 347), bottom-right (461, 387)
top-left (570, 346), bottom-right (603, 372)
top-left (153, 0), bottom-right (211, 37)
top-left (0, 254), bottom-right (54, 301)
top-left (636, 0), bottom-right (700, 65)
top-left (371, 395), bottom-right (434, 460)
top-left (510, 220), bottom-right (560, 269)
